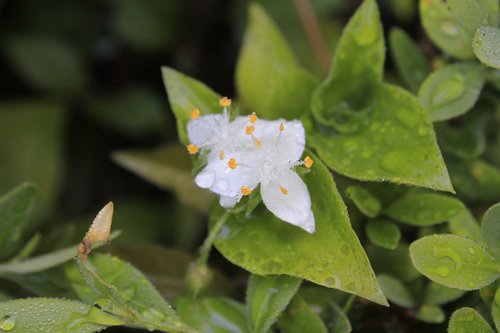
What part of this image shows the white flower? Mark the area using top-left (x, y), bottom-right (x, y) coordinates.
top-left (187, 98), bottom-right (315, 233)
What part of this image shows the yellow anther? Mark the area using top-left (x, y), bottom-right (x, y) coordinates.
top-left (187, 144), bottom-right (199, 155)
top-left (280, 186), bottom-right (289, 195)
top-left (219, 150), bottom-right (225, 160)
top-left (228, 158), bottom-right (237, 169)
top-left (219, 97), bottom-right (231, 107)
top-left (304, 156), bottom-right (314, 169)
top-left (279, 122), bottom-right (285, 132)
top-left (190, 108), bottom-right (200, 120)
top-left (249, 113), bottom-right (257, 124)
top-left (241, 186), bottom-right (252, 196)
top-left (255, 139), bottom-right (262, 149)
top-left (245, 126), bottom-right (255, 135)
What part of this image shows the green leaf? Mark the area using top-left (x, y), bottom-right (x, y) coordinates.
top-left (211, 152), bottom-right (387, 306)
top-left (415, 305), bottom-right (445, 323)
top-left (389, 27), bottom-right (430, 93)
top-left (384, 192), bottom-right (464, 226)
top-left (2, 35), bottom-right (89, 94)
top-left (377, 274), bottom-right (416, 308)
top-left (473, 26), bottom-right (500, 69)
top-left (322, 303), bottom-right (352, 333)
top-left (175, 297), bottom-right (249, 333)
top-left (235, 3), bottom-right (318, 119)
top-left (448, 307), bottom-right (494, 333)
top-left (277, 296), bottom-right (327, 333)
top-left (162, 67), bottom-right (221, 145)
top-left (436, 116), bottom-right (487, 160)
top-left (448, 208), bottom-right (482, 241)
top-left (0, 183), bottom-right (36, 259)
top-left (447, 0), bottom-right (499, 36)
top-left (482, 203), bottom-right (500, 257)
top-left (423, 281), bottom-right (465, 305)
top-left (366, 219), bottom-right (401, 250)
top-left (368, 243), bottom-right (421, 283)
top-left (493, 295), bottom-right (500, 332)
top-left (419, 0), bottom-right (474, 59)
top-left (246, 275), bottom-right (302, 333)
top-left (410, 234), bottom-right (500, 290)
top-left (418, 63), bottom-right (486, 121)
top-left (312, 0), bottom-right (384, 130)
top-left (66, 253), bottom-right (195, 333)
top-left (0, 298), bottom-right (124, 332)
top-left (112, 145), bottom-right (213, 213)
top-left (309, 83), bottom-right (453, 192)
top-left (449, 159), bottom-right (500, 203)
top-left (345, 186), bottom-right (381, 218)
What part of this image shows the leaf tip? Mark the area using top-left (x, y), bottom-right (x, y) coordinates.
top-left (79, 202), bottom-right (114, 258)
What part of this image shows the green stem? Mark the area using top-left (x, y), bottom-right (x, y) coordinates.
top-left (196, 211), bottom-right (230, 266)
top-left (343, 294), bottom-right (356, 314)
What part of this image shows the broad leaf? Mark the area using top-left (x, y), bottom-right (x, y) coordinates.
top-left (447, 0), bottom-right (499, 36)
top-left (235, 4), bottom-right (318, 120)
top-left (423, 281), bottom-right (465, 305)
top-left (448, 307), bottom-right (494, 333)
top-left (0, 183), bottom-right (36, 259)
top-left (377, 274), bottom-right (416, 308)
top-left (309, 83), bottom-right (453, 192)
top-left (410, 234), bottom-right (500, 290)
top-left (473, 26), bottom-right (500, 69)
top-left (277, 296), bottom-right (327, 333)
top-left (418, 63), bottom-right (486, 121)
top-left (246, 275), bottom-right (302, 333)
top-left (366, 219), bottom-right (401, 250)
top-left (211, 152), bottom-right (387, 306)
top-left (389, 27), bottom-right (430, 93)
top-left (312, 0), bottom-right (384, 130)
top-left (449, 159), bottom-right (500, 203)
top-left (345, 186), bottom-right (381, 218)
top-left (448, 208), bottom-right (482, 241)
top-left (384, 192), bottom-right (464, 226)
top-left (0, 298), bottom-right (123, 332)
top-left (482, 203), bottom-right (500, 257)
top-left (415, 305), bottom-right (445, 323)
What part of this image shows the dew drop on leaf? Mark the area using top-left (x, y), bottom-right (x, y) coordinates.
top-left (431, 73), bottom-right (465, 108)
top-left (440, 20), bottom-right (459, 36)
top-left (0, 315), bottom-right (15, 331)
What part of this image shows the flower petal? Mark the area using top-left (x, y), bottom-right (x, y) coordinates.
top-left (187, 114), bottom-right (228, 146)
top-left (261, 168), bottom-right (315, 233)
top-left (253, 119), bottom-right (305, 163)
top-left (219, 195), bottom-right (237, 208)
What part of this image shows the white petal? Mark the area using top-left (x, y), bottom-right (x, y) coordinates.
top-left (261, 168), bottom-right (315, 233)
top-left (253, 119), bottom-right (305, 163)
top-left (194, 169), bottom-right (215, 188)
top-left (219, 195), bottom-right (237, 208)
top-left (187, 114), bottom-right (228, 146)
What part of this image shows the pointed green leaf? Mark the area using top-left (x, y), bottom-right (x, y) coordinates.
top-left (449, 159), bottom-right (500, 203)
top-left (211, 152), bottom-right (387, 306)
top-left (473, 26), bottom-right (500, 69)
top-left (246, 275), bottom-right (302, 333)
top-left (482, 203), bottom-right (500, 257)
top-left (423, 281), bottom-right (465, 305)
top-left (0, 298), bottom-right (124, 333)
top-left (415, 305), bottom-right (445, 323)
top-left (235, 4), bottom-right (318, 119)
top-left (162, 67), bottom-right (221, 145)
top-left (377, 274), bottom-right (416, 308)
top-left (410, 234), bottom-right (500, 290)
top-left (366, 219), bottom-right (401, 250)
top-left (312, 0), bottom-right (384, 130)
top-left (419, 0), bottom-right (474, 59)
top-left (448, 208), bottom-right (482, 241)
top-left (447, 0), bottom-right (499, 36)
top-left (389, 27), bottom-right (430, 93)
top-left (448, 307), bottom-right (494, 333)
top-left (345, 186), bottom-right (381, 218)
top-left (384, 192), bottom-right (464, 226)
top-left (309, 83), bottom-right (453, 192)
top-left (277, 296), bottom-right (327, 333)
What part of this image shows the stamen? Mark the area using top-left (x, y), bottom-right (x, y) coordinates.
top-left (280, 186), bottom-right (289, 195)
top-left (187, 144), bottom-right (199, 155)
top-left (219, 97), bottom-right (231, 107)
top-left (304, 156), bottom-right (314, 169)
top-left (219, 150), bottom-right (225, 160)
top-left (249, 113), bottom-right (257, 124)
top-left (228, 158), bottom-right (237, 169)
top-left (255, 139), bottom-right (262, 149)
top-left (279, 122), bottom-right (285, 132)
top-left (190, 108), bottom-right (200, 120)
top-left (241, 186), bottom-right (252, 196)
top-left (245, 126), bottom-right (255, 135)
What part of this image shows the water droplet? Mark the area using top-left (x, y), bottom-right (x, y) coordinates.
top-left (0, 315), bottom-right (15, 331)
top-left (467, 247), bottom-right (475, 255)
top-left (418, 126), bottom-right (428, 137)
top-left (436, 265), bottom-right (450, 277)
top-left (194, 170), bottom-right (215, 188)
top-left (343, 140), bottom-right (359, 152)
top-left (120, 287), bottom-right (136, 301)
top-left (322, 276), bottom-right (338, 287)
top-left (141, 308), bottom-right (165, 322)
top-left (340, 243), bottom-right (351, 256)
top-left (380, 151), bottom-right (402, 173)
top-left (440, 20), bottom-right (459, 36)
top-left (431, 73), bottom-right (465, 108)
top-left (396, 109), bottom-right (418, 128)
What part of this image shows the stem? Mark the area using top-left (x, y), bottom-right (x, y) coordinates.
top-left (196, 211), bottom-right (230, 266)
top-left (343, 294), bottom-right (356, 314)
top-left (292, 0), bottom-right (331, 73)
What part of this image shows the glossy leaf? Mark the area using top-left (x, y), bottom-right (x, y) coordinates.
top-left (423, 281), bottom-right (465, 305)
top-left (309, 83), bottom-right (453, 192)
top-left (384, 192), bottom-right (463, 226)
top-left (377, 274), bottom-right (416, 308)
top-left (449, 159), bottom-right (500, 203)
top-left (473, 26), bottom-right (500, 69)
top-left (235, 3), bottom-right (318, 119)
top-left (448, 307), bottom-right (494, 333)
top-left (389, 27), bottom-right (430, 93)
top-left (0, 183), bottom-right (36, 259)
top-left (211, 152), bottom-right (387, 306)
top-left (447, 0), bottom-right (499, 36)
top-left (410, 234), bottom-right (500, 290)
top-left (345, 186), bottom-right (381, 218)
top-left (419, 0), bottom-right (474, 59)
top-left (176, 297), bottom-right (249, 333)
top-left (368, 243), bottom-right (420, 283)
top-left (415, 305), bottom-right (445, 323)
top-left (0, 298), bottom-right (123, 332)
top-left (312, 0), bottom-right (384, 130)
top-left (366, 219), bottom-right (401, 250)
top-left (277, 296), bottom-right (327, 333)
top-left (113, 145), bottom-right (213, 213)
top-left (418, 63), bottom-right (486, 121)
top-left (162, 67), bottom-right (221, 144)
top-left (482, 203), bottom-right (500, 257)
top-left (246, 274), bottom-right (301, 333)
